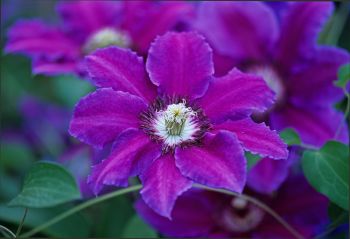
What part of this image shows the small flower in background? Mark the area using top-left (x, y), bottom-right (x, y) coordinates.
top-left (5, 0), bottom-right (193, 76)
top-left (195, 1), bottom-right (350, 194)
top-left (69, 31), bottom-right (288, 218)
top-left (135, 175), bottom-right (328, 238)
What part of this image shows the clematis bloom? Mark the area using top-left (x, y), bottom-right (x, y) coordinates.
top-left (136, 176), bottom-right (328, 238)
top-left (5, 0), bottom-right (193, 76)
top-left (69, 32), bottom-right (288, 218)
top-left (195, 1), bottom-right (350, 193)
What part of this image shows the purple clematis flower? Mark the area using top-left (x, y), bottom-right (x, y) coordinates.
top-left (69, 32), bottom-right (288, 218)
top-left (5, 0), bottom-right (193, 76)
top-left (136, 175), bottom-right (329, 238)
top-left (195, 1), bottom-right (350, 194)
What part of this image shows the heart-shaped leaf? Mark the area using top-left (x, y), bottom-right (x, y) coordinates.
top-left (302, 141), bottom-right (349, 210)
top-left (8, 161), bottom-right (81, 208)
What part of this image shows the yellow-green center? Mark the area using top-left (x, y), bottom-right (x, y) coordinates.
top-left (83, 28), bottom-right (131, 53)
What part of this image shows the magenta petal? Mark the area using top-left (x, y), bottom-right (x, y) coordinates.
top-left (247, 157), bottom-right (290, 194)
top-left (121, 1), bottom-right (194, 53)
top-left (215, 118), bottom-right (288, 159)
top-left (275, 2), bottom-right (333, 71)
top-left (270, 105), bottom-right (349, 147)
top-left (69, 88), bottom-right (147, 148)
top-left (57, 0), bottom-right (122, 41)
top-left (175, 130), bottom-right (246, 193)
top-left (135, 190), bottom-right (215, 237)
top-left (85, 47), bottom-right (157, 102)
top-left (88, 129), bottom-right (160, 194)
top-left (140, 154), bottom-right (192, 219)
top-left (146, 31), bottom-right (214, 99)
top-left (5, 20), bottom-right (79, 59)
top-left (199, 68), bottom-right (274, 123)
top-left (288, 46), bottom-right (350, 106)
top-left (33, 58), bottom-right (79, 76)
top-left (196, 1), bottom-right (278, 61)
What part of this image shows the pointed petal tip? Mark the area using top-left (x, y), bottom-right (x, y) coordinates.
top-left (139, 154), bottom-right (192, 220)
top-left (146, 31), bottom-right (214, 99)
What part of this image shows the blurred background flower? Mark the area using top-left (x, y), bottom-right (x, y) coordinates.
top-left (1, 1), bottom-right (349, 238)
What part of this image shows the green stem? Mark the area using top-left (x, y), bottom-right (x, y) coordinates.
top-left (0, 225), bottom-right (16, 238)
top-left (300, 143), bottom-right (319, 151)
top-left (20, 185), bottom-right (142, 238)
top-left (15, 208), bottom-right (28, 238)
top-left (193, 184), bottom-right (305, 239)
top-left (20, 183), bottom-right (304, 239)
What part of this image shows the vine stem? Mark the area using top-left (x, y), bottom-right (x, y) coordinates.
top-left (20, 184), bottom-right (304, 239)
top-left (15, 208), bottom-right (28, 238)
top-left (20, 185), bottom-right (142, 238)
top-left (193, 184), bottom-right (305, 239)
top-left (0, 225), bottom-right (16, 238)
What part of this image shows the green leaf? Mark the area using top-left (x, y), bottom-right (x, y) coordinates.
top-left (122, 214), bottom-right (158, 238)
top-left (8, 161), bottom-right (81, 208)
top-left (301, 141), bottom-right (349, 210)
top-left (334, 63), bottom-right (350, 89)
top-left (0, 205), bottom-right (90, 237)
top-left (245, 152), bottom-right (261, 170)
top-left (279, 128), bottom-right (301, 146)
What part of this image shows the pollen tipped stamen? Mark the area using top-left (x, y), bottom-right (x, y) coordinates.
top-left (140, 97), bottom-right (210, 153)
top-left (166, 119), bottom-right (185, 136)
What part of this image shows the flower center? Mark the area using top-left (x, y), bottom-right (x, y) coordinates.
top-left (157, 102), bottom-right (196, 135)
top-left (219, 197), bottom-right (265, 233)
top-left (140, 98), bottom-right (210, 153)
top-left (83, 27), bottom-right (131, 54)
top-left (247, 65), bottom-right (285, 105)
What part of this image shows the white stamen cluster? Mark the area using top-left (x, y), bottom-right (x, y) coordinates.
top-left (153, 102), bottom-right (198, 147)
top-left (83, 27), bottom-right (131, 53)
